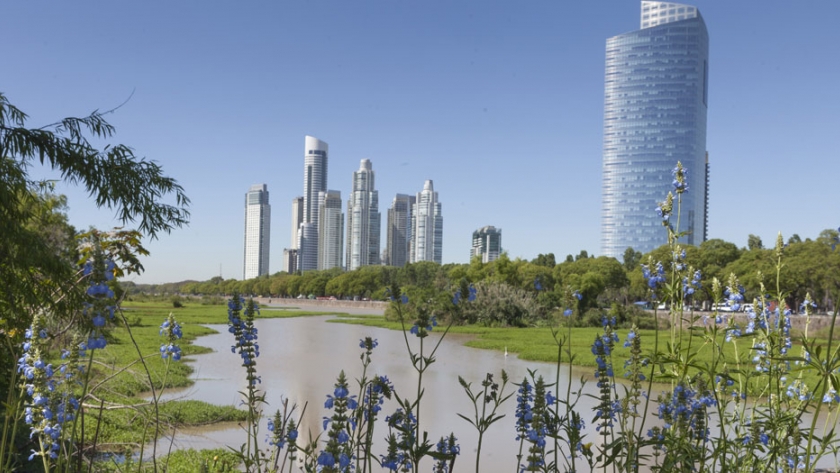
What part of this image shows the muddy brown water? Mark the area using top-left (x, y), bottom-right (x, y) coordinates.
top-left (152, 313), bottom-right (608, 471)
top-left (151, 310), bottom-right (840, 472)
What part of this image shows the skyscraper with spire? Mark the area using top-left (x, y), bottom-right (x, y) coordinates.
top-left (346, 159), bottom-right (381, 270)
top-left (410, 180), bottom-right (443, 264)
top-left (601, 1), bottom-right (709, 258)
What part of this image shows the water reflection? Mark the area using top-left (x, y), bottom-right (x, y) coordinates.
top-left (158, 315), bottom-right (602, 472)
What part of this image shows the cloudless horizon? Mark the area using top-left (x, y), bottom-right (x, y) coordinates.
top-left (3, 1), bottom-right (839, 284)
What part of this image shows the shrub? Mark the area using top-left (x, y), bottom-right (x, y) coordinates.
top-left (458, 281), bottom-right (546, 327)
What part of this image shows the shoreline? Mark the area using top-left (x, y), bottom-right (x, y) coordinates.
top-left (253, 297), bottom-right (387, 315)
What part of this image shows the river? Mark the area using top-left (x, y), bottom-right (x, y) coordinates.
top-left (155, 311), bottom-right (606, 472)
top-left (154, 308), bottom-right (840, 472)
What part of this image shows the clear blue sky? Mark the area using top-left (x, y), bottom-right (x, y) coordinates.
top-left (3, 1), bottom-right (839, 284)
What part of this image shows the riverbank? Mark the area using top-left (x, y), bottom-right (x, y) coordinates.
top-left (254, 296), bottom-right (387, 314)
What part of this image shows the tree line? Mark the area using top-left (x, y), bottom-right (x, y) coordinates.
top-left (131, 229), bottom-right (840, 315)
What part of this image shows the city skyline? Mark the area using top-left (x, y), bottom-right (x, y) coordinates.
top-left (6, 2), bottom-right (839, 283)
top-left (601, 1), bottom-right (709, 257)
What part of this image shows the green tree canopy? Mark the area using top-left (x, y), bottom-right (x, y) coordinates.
top-left (0, 92), bottom-right (190, 430)
top-left (622, 247), bottom-right (643, 272)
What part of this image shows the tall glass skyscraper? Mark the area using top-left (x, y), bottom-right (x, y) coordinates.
top-left (299, 136), bottom-right (328, 271)
top-left (346, 159), bottom-right (381, 270)
top-left (243, 184), bottom-right (270, 279)
top-left (318, 190), bottom-right (344, 270)
top-left (601, 1), bottom-right (709, 258)
top-left (303, 136), bottom-right (328, 232)
top-left (297, 223), bottom-right (318, 272)
top-left (385, 194), bottom-right (415, 267)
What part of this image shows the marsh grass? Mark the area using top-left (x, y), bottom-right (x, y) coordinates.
top-left (336, 314), bottom-right (834, 393)
top-left (68, 301), bottom-right (348, 450)
top-left (95, 448), bottom-right (240, 472)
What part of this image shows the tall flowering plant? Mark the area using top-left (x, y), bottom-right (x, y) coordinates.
top-left (353, 336), bottom-right (393, 473)
top-left (1, 231), bottom-right (182, 472)
top-left (9, 238), bottom-right (123, 472)
top-left (227, 293), bottom-right (266, 472)
top-left (134, 312), bottom-right (184, 469)
top-left (381, 284), bottom-right (459, 473)
top-left (15, 314), bottom-right (83, 470)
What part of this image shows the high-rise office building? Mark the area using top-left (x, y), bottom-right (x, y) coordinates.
top-left (318, 190), bottom-right (344, 270)
top-left (297, 223), bottom-right (318, 272)
top-left (303, 136), bottom-right (328, 232)
top-left (297, 136), bottom-right (328, 272)
top-left (346, 159), bottom-right (381, 270)
top-left (410, 180), bottom-right (443, 264)
top-left (601, 1), bottom-right (709, 258)
top-left (385, 194), bottom-right (415, 267)
top-left (471, 226), bottom-right (502, 263)
top-left (243, 184), bottom-right (270, 279)
top-left (290, 196), bottom-right (303, 250)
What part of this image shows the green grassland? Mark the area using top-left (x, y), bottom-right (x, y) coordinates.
top-left (95, 448), bottom-right (241, 472)
top-left (335, 312), bottom-right (836, 394)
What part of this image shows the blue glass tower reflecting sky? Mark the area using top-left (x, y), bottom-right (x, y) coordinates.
top-left (601, 1), bottom-right (709, 258)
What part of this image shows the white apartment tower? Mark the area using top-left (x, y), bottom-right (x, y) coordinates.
top-left (410, 180), bottom-right (443, 264)
top-left (318, 190), bottom-right (344, 270)
top-left (346, 159), bottom-right (381, 270)
top-left (243, 184), bottom-right (270, 279)
top-left (385, 194), bottom-right (415, 267)
top-left (471, 226), bottom-right (502, 263)
top-left (290, 196), bottom-right (303, 250)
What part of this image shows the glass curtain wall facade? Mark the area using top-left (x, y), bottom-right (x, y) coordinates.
top-left (601, 1), bottom-right (709, 258)
top-left (385, 194), bottom-right (415, 267)
top-left (299, 136), bottom-right (328, 272)
top-left (346, 159), bottom-right (381, 270)
top-left (318, 190), bottom-right (344, 270)
top-left (303, 136), bottom-right (328, 235)
top-left (243, 184), bottom-right (270, 279)
top-left (297, 223), bottom-right (318, 272)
